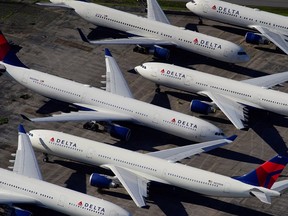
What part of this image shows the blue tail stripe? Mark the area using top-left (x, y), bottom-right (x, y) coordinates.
top-left (3, 51), bottom-right (28, 68)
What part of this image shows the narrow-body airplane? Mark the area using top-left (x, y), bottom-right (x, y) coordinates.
top-left (37, 0), bottom-right (250, 63)
top-left (0, 125), bottom-right (130, 216)
top-left (186, 0), bottom-right (288, 54)
top-left (0, 32), bottom-right (225, 142)
top-left (134, 62), bottom-right (288, 129)
top-left (29, 129), bottom-right (288, 207)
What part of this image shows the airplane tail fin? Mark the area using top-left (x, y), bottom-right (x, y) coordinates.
top-left (235, 155), bottom-right (288, 189)
top-left (0, 31), bottom-right (27, 68)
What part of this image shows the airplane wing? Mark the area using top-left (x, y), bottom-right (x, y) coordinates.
top-left (21, 109), bottom-right (132, 122)
top-left (147, 0), bottom-right (170, 24)
top-left (102, 165), bottom-right (148, 207)
top-left (104, 49), bottom-right (133, 98)
top-left (12, 125), bottom-right (42, 180)
top-left (77, 28), bottom-right (173, 45)
top-left (241, 71), bottom-right (288, 88)
top-left (36, 2), bottom-right (72, 9)
top-left (252, 25), bottom-right (288, 55)
top-left (201, 91), bottom-right (247, 130)
top-left (147, 135), bottom-right (237, 162)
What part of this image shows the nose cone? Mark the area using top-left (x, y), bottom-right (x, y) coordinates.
top-left (235, 48), bottom-right (250, 63)
top-left (134, 65), bottom-right (141, 74)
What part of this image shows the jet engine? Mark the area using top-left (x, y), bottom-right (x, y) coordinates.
top-left (190, 100), bottom-right (215, 115)
top-left (90, 173), bottom-right (118, 188)
top-left (133, 45), bottom-right (170, 60)
top-left (11, 207), bottom-right (32, 216)
top-left (108, 124), bottom-right (131, 141)
top-left (245, 32), bottom-right (269, 45)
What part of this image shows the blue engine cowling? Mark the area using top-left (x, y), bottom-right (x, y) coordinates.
top-left (151, 45), bottom-right (170, 60)
top-left (108, 124), bottom-right (131, 141)
top-left (190, 100), bottom-right (212, 115)
top-left (245, 32), bottom-right (269, 45)
top-left (11, 207), bottom-right (32, 216)
top-left (90, 173), bottom-right (117, 188)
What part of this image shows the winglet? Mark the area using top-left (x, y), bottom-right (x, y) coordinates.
top-left (77, 28), bottom-right (90, 43)
top-left (21, 114), bottom-right (32, 122)
top-left (18, 124), bottom-right (26, 134)
top-left (105, 48), bottom-right (112, 57)
top-left (227, 135), bottom-right (237, 142)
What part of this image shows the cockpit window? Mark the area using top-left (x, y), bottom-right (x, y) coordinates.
top-left (237, 52), bottom-right (247, 55)
top-left (215, 132), bottom-right (225, 136)
top-left (190, 0), bottom-right (196, 3)
top-left (141, 64), bottom-right (146, 69)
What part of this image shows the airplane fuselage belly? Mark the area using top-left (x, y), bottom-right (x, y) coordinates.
top-left (4, 64), bottom-right (222, 142)
top-left (30, 130), bottom-right (280, 200)
top-left (0, 169), bottom-right (125, 216)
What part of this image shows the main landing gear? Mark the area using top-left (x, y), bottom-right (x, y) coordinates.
top-left (43, 153), bottom-right (49, 162)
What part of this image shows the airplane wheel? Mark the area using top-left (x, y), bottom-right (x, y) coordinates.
top-left (155, 87), bottom-right (160, 93)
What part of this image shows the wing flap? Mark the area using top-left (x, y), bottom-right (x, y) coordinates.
top-left (147, 135), bottom-right (236, 162)
top-left (104, 49), bottom-right (133, 98)
top-left (13, 125), bottom-right (42, 180)
top-left (252, 25), bottom-right (288, 55)
top-left (202, 91), bottom-right (246, 129)
top-left (147, 0), bottom-right (170, 24)
top-left (103, 165), bottom-right (148, 207)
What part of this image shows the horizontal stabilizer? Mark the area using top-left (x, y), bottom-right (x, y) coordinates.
top-left (250, 189), bottom-right (271, 204)
top-left (271, 180), bottom-right (288, 192)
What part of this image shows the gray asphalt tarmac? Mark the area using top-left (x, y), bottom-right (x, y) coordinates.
top-left (0, 1), bottom-right (288, 216)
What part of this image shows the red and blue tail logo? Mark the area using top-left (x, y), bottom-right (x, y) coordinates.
top-left (235, 155), bottom-right (288, 189)
top-left (0, 31), bottom-right (27, 68)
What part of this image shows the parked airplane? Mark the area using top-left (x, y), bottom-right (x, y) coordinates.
top-left (29, 129), bottom-right (288, 207)
top-left (36, 0), bottom-right (250, 63)
top-left (186, 0), bottom-right (288, 54)
top-left (28, 128), bottom-right (235, 207)
top-left (134, 62), bottom-right (288, 129)
top-left (0, 32), bottom-right (225, 142)
top-left (0, 125), bottom-right (130, 216)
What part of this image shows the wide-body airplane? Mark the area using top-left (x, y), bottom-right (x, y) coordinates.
top-left (37, 0), bottom-right (250, 63)
top-left (134, 62), bottom-right (288, 129)
top-left (29, 129), bottom-right (288, 207)
top-left (0, 32), bottom-right (225, 142)
top-left (186, 0), bottom-right (288, 54)
top-left (0, 125), bottom-right (130, 216)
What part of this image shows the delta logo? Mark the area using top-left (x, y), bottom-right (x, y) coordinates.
top-left (49, 137), bottom-right (77, 148)
top-left (160, 69), bottom-right (185, 79)
top-left (212, 5), bottom-right (216, 10)
top-left (217, 6), bottom-right (240, 15)
top-left (77, 201), bottom-right (105, 213)
top-left (193, 38), bottom-right (222, 49)
top-left (170, 118), bottom-right (197, 128)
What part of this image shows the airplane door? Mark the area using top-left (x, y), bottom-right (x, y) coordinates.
top-left (224, 183), bottom-right (230, 193)
top-left (184, 75), bottom-right (193, 86)
top-left (152, 113), bottom-right (159, 124)
top-left (202, 4), bottom-right (209, 13)
top-left (57, 195), bottom-right (66, 207)
top-left (21, 72), bottom-right (28, 84)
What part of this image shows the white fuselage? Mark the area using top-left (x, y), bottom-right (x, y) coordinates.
top-left (186, 0), bottom-right (288, 36)
top-left (0, 168), bottom-right (129, 216)
top-left (62, 0), bottom-right (249, 63)
top-left (2, 62), bottom-right (225, 142)
top-left (29, 130), bottom-right (280, 200)
top-left (135, 62), bottom-right (288, 116)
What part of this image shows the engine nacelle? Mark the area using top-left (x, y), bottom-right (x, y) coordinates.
top-left (11, 207), bottom-right (32, 216)
top-left (108, 124), bottom-right (131, 141)
top-left (190, 100), bottom-right (213, 115)
top-left (245, 32), bottom-right (269, 45)
top-left (133, 45), bottom-right (170, 60)
top-left (90, 173), bottom-right (118, 188)
top-left (150, 45), bottom-right (170, 60)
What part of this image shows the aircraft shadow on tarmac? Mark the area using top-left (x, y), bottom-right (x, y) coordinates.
top-left (147, 182), bottom-right (273, 216)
